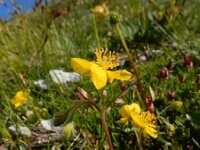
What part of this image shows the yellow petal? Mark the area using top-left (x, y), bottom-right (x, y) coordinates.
top-left (119, 105), bottom-right (132, 118)
top-left (143, 127), bottom-right (158, 138)
top-left (71, 58), bottom-right (91, 76)
top-left (129, 103), bottom-right (141, 114)
top-left (116, 118), bottom-right (129, 124)
top-left (107, 70), bottom-right (132, 83)
top-left (90, 63), bottom-right (107, 90)
top-left (130, 112), bottom-right (148, 128)
top-left (119, 103), bottom-right (141, 118)
top-left (130, 112), bottom-right (158, 138)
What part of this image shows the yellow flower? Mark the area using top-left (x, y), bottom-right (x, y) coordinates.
top-left (71, 48), bottom-right (132, 90)
top-left (92, 2), bottom-right (109, 16)
top-left (11, 90), bottom-right (29, 107)
top-left (117, 103), bottom-right (141, 124)
top-left (117, 103), bottom-right (158, 138)
top-left (173, 101), bottom-right (183, 107)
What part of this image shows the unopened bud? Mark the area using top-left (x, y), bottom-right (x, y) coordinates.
top-left (110, 11), bottom-right (121, 25)
top-left (157, 67), bottom-right (169, 80)
top-left (145, 97), bottom-right (154, 113)
top-left (26, 110), bottom-right (34, 119)
top-left (77, 87), bottom-right (89, 100)
top-left (120, 81), bottom-right (126, 91)
top-left (63, 122), bottom-right (74, 140)
top-left (103, 89), bottom-right (107, 98)
top-left (167, 90), bottom-right (175, 101)
top-left (172, 101), bottom-right (183, 107)
top-left (76, 92), bottom-right (83, 100)
top-left (179, 75), bottom-right (185, 84)
top-left (184, 53), bottom-right (192, 68)
top-left (166, 59), bottom-right (173, 70)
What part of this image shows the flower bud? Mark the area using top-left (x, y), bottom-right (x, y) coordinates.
top-left (167, 90), bottom-right (175, 101)
top-left (157, 67), bottom-right (169, 80)
top-left (110, 11), bottom-right (121, 25)
top-left (145, 97), bottom-right (154, 113)
top-left (120, 81), bottom-right (126, 91)
top-left (172, 101), bottom-right (183, 107)
top-left (184, 53), bottom-right (192, 68)
top-left (165, 59), bottom-right (173, 70)
top-left (179, 75), bottom-right (185, 84)
top-left (76, 92), bottom-right (83, 100)
top-left (26, 110), bottom-right (34, 119)
top-left (63, 122), bottom-right (74, 140)
top-left (77, 87), bottom-right (89, 100)
top-left (103, 89), bottom-right (107, 98)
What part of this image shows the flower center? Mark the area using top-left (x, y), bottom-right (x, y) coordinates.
top-left (95, 48), bottom-right (119, 70)
top-left (140, 111), bottom-right (156, 128)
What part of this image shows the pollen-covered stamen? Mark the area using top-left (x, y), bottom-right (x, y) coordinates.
top-left (140, 111), bottom-right (157, 128)
top-left (95, 48), bottom-right (119, 70)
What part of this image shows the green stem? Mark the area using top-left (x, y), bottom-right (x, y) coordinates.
top-left (93, 15), bottom-right (100, 48)
top-left (78, 100), bottom-right (101, 113)
top-left (115, 24), bottom-right (148, 111)
top-left (28, 97), bottom-right (41, 120)
top-left (134, 128), bottom-right (143, 150)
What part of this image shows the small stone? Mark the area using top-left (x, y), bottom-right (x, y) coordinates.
top-left (8, 125), bottom-right (31, 137)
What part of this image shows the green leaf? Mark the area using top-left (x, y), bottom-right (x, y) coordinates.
top-left (53, 102), bottom-right (85, 126)
top-left (53, 110), bottom-right (69, 126)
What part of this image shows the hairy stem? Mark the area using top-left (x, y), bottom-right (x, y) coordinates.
top-left (93, 15), bottom-right (100, 48)
top-left (101, 110), bottom-right (113, 150)
top-left (115, 24), bottom-right (148, 110)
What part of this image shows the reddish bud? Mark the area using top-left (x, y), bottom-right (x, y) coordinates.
top-left (76, 92), bottom-right (84, 100)
top-left (179, 75), bottom-right (185, 84)
top-left (158, 67), bottom-right (169, 80)
top-left (165, 59), bottom-right (173, 70)
top-left (167, 90), bottom-right (175, 100)
top-left (77, 87), bottom-right (90, 100)
top-left (184, 53), bottom-right (192, 68)
top-left (145, 97), bottom-right (154, 113)
top-left (120, 81), bottom-right (126, 91)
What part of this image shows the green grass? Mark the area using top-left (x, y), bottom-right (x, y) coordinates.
top-left (0, 0), bottom-right (200, 149)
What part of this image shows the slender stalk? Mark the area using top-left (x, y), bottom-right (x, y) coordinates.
top-left (101, 110), bottom-right (113, 150)
top-left (93, 15), bottom-right (100, 48)
top-left (80, 98), bottom-right (113, 149)
top-left (134, 128), bottom-right (143, 150)
top-left (115, 24), bottom-right (148, 110)
top-left (29, 97), bottom-right (41, 120)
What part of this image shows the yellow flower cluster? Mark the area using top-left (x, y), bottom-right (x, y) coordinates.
top-left (91, 2), bottom-right (109, 16)
top-left (117, 103), bottom-right (158, 138)
top-left (71, 48), bottom-right (132, 90)
top-left (11, 90), bottom-right (29, 107)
